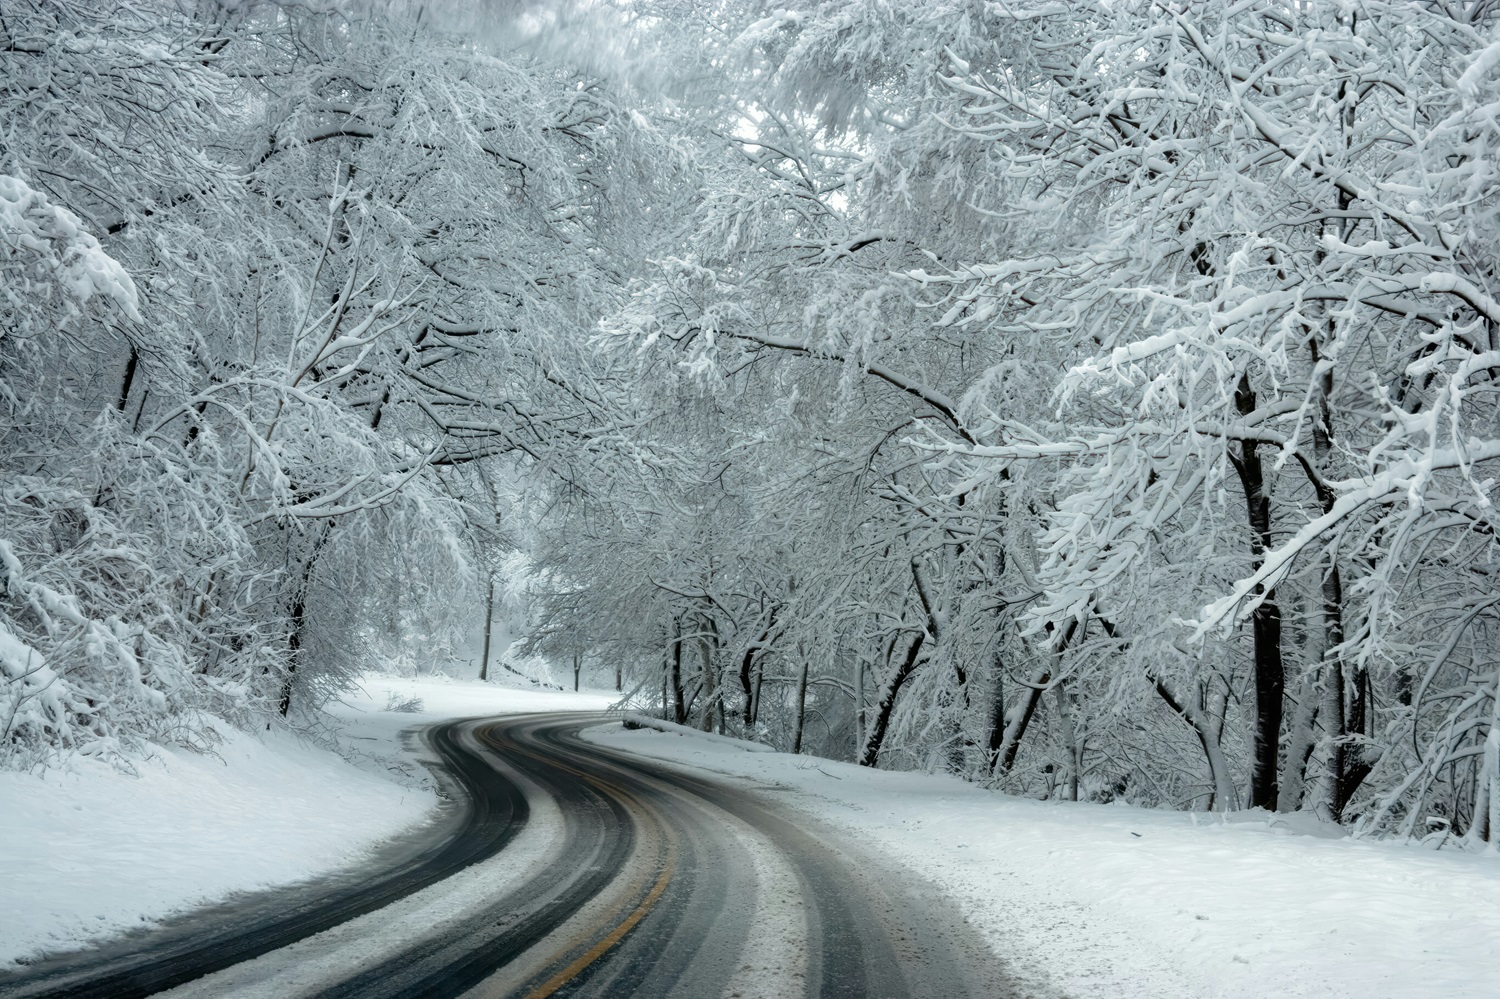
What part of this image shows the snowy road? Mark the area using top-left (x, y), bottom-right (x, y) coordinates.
top-left (0, 713), bottom-right (1014, 999)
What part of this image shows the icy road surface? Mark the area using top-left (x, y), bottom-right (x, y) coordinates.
top-left (0, 714), bottom-right (1015, 999)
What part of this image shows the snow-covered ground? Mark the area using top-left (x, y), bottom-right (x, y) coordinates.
top-left (9, 676), bottom-right (1495, 997)
top-left (585, 722), bottom-right (1500, 999)
top-left (0, 673), bottom-right (616, 969)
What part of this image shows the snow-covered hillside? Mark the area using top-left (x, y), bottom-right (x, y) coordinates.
top-left (0, 675), bottom-right (615, 969)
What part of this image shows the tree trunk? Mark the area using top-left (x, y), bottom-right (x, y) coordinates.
top-left (1154, 679), bottom-right (1237, 810)
top-left (985, 654), bottom-right (1006, 766)
top-left (739, 608), bottom-right (775, 730)
top-left (1304, 319), bottom-right (1370, 821)
top-left (116, 343), bottom-right (139, 414)
top-left (995, 668), bottom-right (1047, 774)
top-left (739, 646), bottom-right (757, 728)
top-left (791, 658), bottom-right (809, 754)
top-left (698, 634), bottom-right (715, 733)
top-left (479, 577), bottom-right (494, 681)
top-left (1280, 663), bottom-right (1321, 812)
top-left (750, 657), bottom-right (764, 732)
top-left (861, 561), bottom-right (941, 768)
top-left (573, 652), bottom-right (580, 692)
top-left (1052, 682), bottom-right (1082, 801)
top-left (130, 386), bottom-right (150, 433)
top-left (982, 539), bottom-right (1014, 768)
top-left (1315, 80), bottom-right (1373, 823)
top-left (1323, 555), bottom-right (1354, 819)
top-left (854, 651), bottom-right (865, 763)
top-left (859, 630), bottom-right (925, 767)
top-left (659, 657), bottom-right (668, 719)
top-left (1476, 692), bottom-right (1500, 845)
top-left (994, 617), bottom-right (1076, 775)
top-left (670, 619), bottom-right (686, 725)
top-left (281, 589), bottom-right (306, 716)
top-left (280, 520), bottom-right (334, 716)
top-left (1231, 373), bottom-right (1285, 810)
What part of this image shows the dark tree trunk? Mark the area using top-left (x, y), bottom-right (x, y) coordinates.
top-left (698, 631), bottom-right (716, 733)
top-left (130, 387), bottom-right (150, 433)
top-left (1317, 86), bottom-right (1373, 822)
top-left (1052, 682), bottom-right (1082, 801)
top-left (791, 658), bottom-right (810, 754)
top-left (670, 619), bottom-right (686, 725)
top-left (983, 538), bottom-right (1023, 771)
top-left (985, 639), bottom-right (1008, 764)
top-left (1231, 373), bottom-right (1285, 810)
top-left (998, 673), bottom-right (1046, 774)
top-left (994, 618), bottom-right (1078, 775)
top-left (859, 630), bottom-right (925, 767)
top-left (750, 658), bottom-right (764, 730)
top-left (280, 592), bottom-right (306, 716)
top-left (479, 577), bottom-right (494, 681)
top-left (861, 562), bottom-right (939, 768)
top-left (280, 521), bottom-right (335, 716)
top-left (1302, 319), bottom-right (1369, 821)
top-left (739, 645), bottom-right (757, 725)
top-left (1325, 563), bottom-right (1372, 819)
top-left (116, 344), bottom-right (139, 413)
top-left (740, 615), bottom-right (776, 728)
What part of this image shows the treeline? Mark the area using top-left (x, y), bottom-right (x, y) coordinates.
top-left (0, 0), bottom-right (666, 762)
top-left (524, 0), bottom-right (1500, 843)
top-left (6, 0), bottom-right (1499, 844)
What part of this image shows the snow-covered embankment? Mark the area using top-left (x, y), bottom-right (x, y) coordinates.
top-left (0, 674), bottom-right (613, 968)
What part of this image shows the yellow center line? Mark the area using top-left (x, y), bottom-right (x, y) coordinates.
top-left (477, 721), bottom-right (679, 999)
top-left (521, 846), bottom-right (675, 999)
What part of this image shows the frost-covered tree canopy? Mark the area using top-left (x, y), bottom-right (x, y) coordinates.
top-left (4, 0), bottom-right (1500, 844)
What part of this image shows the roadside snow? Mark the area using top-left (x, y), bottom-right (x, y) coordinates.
top-left (0, 673), bottom-right (615, 969)
top-left (337, 672), bottom-right (615, 722)
top-left (584, 723), bottom-right (1500, 999)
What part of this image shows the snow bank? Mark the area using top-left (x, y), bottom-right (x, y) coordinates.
top-left (0, 673), bottom-right (616, 968)
top-left (0, 721), bottom-right (425, 968)
top-left (585, 724), bottom-right (1500, 999)
top-left (618, 710), bottom-right (777, 751)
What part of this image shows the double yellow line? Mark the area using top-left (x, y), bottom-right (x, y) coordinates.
top-left (479, 723), bottom-right (678, 999)
top-left (521, 849), bottom-right (674, 999)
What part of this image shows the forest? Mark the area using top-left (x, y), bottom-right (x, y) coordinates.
top-left (3, 0), bottom-right (1499, 845)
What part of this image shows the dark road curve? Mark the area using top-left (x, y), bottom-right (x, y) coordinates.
top-left (0, 721), bottom-right (531, 999)
top-left (0, 713), bottom-right (1018, 999)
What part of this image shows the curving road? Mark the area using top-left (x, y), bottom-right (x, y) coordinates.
top-left (0, 714), bottom-right (1019, 999)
